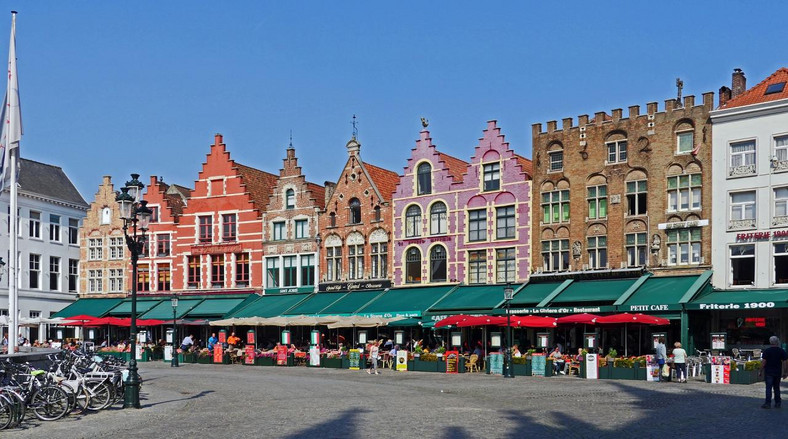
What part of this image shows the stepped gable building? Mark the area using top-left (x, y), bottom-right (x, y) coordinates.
top-left (531, 90), bottom-right (714, 276)
top-left (262, 145), bottom-right (325, 294)
top-left (455, 121), bottom-right (533, 285)
top-left (318, 136), bottom-right (399, 291)
top-left (79, 176), bottom-right (128, 298)
top-left (135, 176), bottom-right (190, 296)
top-left (391, 126), bottom-right (468, 286)
top-left (173, 134), bottom-right (277, 294)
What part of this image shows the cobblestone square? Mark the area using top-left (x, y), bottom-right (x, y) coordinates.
top-left (5, 361), bottom-right (785, 439)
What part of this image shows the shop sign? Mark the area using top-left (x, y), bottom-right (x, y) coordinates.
top-left (244, 345), bottom-right (255, 365)
top-left (696, 301), bottom-right (776, 310)
top-left (396, 350), bottom-right (408, 371)
top-left (585, 354), bottom-right (598, 380)
top-left (488, 353), bottom-right (503, 375)
top-left (657, 219), bottom-right (709, 230)
top-left (213, 345), bottom-right (223, 363)
top-left (309, 346), bottom-right (321, 367)
top-left (348, 349), bottom-right (361, 370)
top-left (510, 306), bottom-right (616, 314)
top-left (445, 351), bottom-right (459, 374)
top-left (627, 304), bottom-right (675, 312)
top-left (318, 280), bottom-right (392, 292)
top-left (397, 235), bottom-right (452, 246)
top-left (735, 229), bottom-right (788, 241)
top-left (276, 345), bottom-right (288, 366)
top-left (190, 243), bottom-right (243, 255)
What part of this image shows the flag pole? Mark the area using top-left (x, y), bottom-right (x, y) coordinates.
top-left (6, 11), bottom-right (20, 354)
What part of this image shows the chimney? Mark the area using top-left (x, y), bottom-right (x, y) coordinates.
top-left (719, 86), bottom-right (732, 106)
top-left (324, 181), bottom-right (337, 207)
top-left (702, 92), bottom-right (714, 110)
top-left (732, 68), bottom-right (746, 98)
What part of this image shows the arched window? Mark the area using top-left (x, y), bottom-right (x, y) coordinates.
top-left (430, 202), bottom-right (447, 235)
top-left (417, 162), bottom-right (431, 195)
top-left (405, 205), bottom-right (422, 238)
top-left (349, 198), bottom-right (361, 224)
top-left (329, 212), bottom-right (336, 228)
top-left (373, 205), bottom-right (381, 222)
top-left (406, 248), bottom-right (422, 283)
top-left (285, 189), bottom-right (295, 209)
top-left (430, 245), bottom-right (447, 282)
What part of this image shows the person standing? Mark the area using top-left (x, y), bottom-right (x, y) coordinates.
top-left (655, 337), bottom-right (667, 382)
top-left (759, 336), bottom-right (788, 409)
top-left (208, 333), bottom-right (218, 350)
top-left (672, 342), bottom-right (688, 383)
top-left (180, 334), bottom-right (194, 351)
top-left (367, 340), bottom-right (380, 375)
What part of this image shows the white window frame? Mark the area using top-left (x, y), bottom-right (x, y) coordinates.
top-left (676, 130), bottom-right (694, 154)
top-left (109, 268), bottom-right (124, 293)
top-left (88, 238), bottom-right (104, 261)
top-left (272, 221), bottom-right (286, 241)
top-left (606, 140), bottom-right (627, 164)
top-left (774, 187), bottom-right (788, 219)
top-left (49, 256), bottom-right (61, 291)
top-left (49, 214), bottom-right (61, 242)
top-left (29, 211), bottom-right (41, 239)
top-left (548, 150), bottom-right (563, 172)
top-left (667, 174), bottom-right (702, 212)
top-left (729, 244), bottom-right (755, 287)
top-left (109, 236), bottom-right (124, 260)
top-left (666, 228), bottom-right (701, 266)
top-left (774, 242), bottom-right (788, 285)
top-left (730, 139), bottom-right (756, 169)
top-left (88, 269), bottom-right (103, 293)
top-left (730, 191), bottom-right (756, 221)
top-left (776, 135), bottom-right (788, 163)
top-left (294, 219), bottom-right (308, 239)
top-left (587, 236), bottom-right (607, 269)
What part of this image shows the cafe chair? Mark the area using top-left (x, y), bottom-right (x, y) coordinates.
top-left (467, 354), bottom-right (481, 373)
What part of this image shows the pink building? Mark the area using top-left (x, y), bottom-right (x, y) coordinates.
top-left (392, 121), bottom-right (532, 286)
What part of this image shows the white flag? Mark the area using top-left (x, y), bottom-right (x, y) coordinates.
top-left (0, 12), bottom-right (22, 191)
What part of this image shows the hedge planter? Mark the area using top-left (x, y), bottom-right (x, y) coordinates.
top-left (255, 357), bottom-right (275, 366)
top-left (598, 364), bottom-right (612, 379)
top-left (730, 368), bottom-right (762, 385)
top-left (634, 363), bottom-right (647, 380)
top-left (183, 353), bottom-right (197, 364)
top-left (512, 363), bottom-right (528, 377)
top-left (322, 358), bottom-right (343, 368)
top-left (196, 355), bottom-right (213, 364)
top-left (438, 360), bottom-right (446, 373)
top-left (611, 367), bottom-right (637, 380)
top-left (412, 359), bottom-right (439, 372)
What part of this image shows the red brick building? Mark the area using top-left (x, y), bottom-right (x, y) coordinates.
top-left (318, 136), bottom-right (399, 291)
top-left (262, 146), bottom-right (325, 294)
top-left (173, 134), bottom-right (277, 293)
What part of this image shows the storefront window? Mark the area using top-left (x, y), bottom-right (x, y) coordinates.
top-left (775, 242), bottom-right (788, 285)
top-left (719, 314), bottom-right (781, 346)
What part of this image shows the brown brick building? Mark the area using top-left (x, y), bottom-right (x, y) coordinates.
top-left (261, 146), bottom-right (325, 294)
top-left (531, 92), bottom-right (715, 276)
top-left (318, 136), bottom-right (399, 290)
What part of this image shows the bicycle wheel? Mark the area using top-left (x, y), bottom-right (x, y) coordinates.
top-left (30, 386), bottom-right (69, 421)
top-left (3, 389), bottom-right (26, 427)
top-left (61, 382), bottom-right (90, 415)
top-left (0, 394), bottom-right (13, 430)
top-left (86, 381), bottom-right (112, 411)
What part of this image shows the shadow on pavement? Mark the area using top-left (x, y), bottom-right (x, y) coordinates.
top-left (441, 426), bottom-right (473, 439)
top-left (143, 389), bottom-right (215, 407)
top-left (283, 408), bottom-right (367, 439)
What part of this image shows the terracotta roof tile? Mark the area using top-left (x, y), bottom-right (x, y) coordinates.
top-left (306, 182), bottom-right (326, 210)
top-left (363, 162), bottom-right (399, 202)
top-left (437, 152), bottom-right (469, 183)
top-left (234, 163), bottom-right (279, 214)
top-left (514, 154), bottom-right (533, 178)
top-left (720, 67), bottom-right (788, 109)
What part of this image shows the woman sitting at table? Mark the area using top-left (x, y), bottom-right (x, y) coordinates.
top-left (512, 344), bottom-right (522, 358)
top-left (549, 347), bottom-right (565, 374)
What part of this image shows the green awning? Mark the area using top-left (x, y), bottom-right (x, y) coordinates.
top-left (618, 275), bottom-right (705, 312)
top-left (140, 299), bottom-right (204, 319)
top-left (550, 278), bottom-right (637, 304)
top-left (186, 298), bottom-right (246, 318)
top-left (687, 288), bottom-right (788, 310)
top-left (52, 298), bottom-right (124, 318)
top-left (356, 286), bottom-right (454, 317)
top-left (427, 285), bottom-right (507, 313)
top-left (106, 299), bottom-right (163, 316)
top-left (318, 290), bottom-right (384, 315)
top-left (229, 294), bottom-right (310, 318)
top-left (283, 293), bottom-right (346, 315)
top-left (224, 294), bottom-right (260, 317)
top-left (510, 282), bottom-right (563, 306)
top-left (388, 317), bottom-right (423, 327)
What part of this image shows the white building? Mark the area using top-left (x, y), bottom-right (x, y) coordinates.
top-left (711, 68), bottom-right (788, 290)
top-left (0, 158), bottom-right (88, 342)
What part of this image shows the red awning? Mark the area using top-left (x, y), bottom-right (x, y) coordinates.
top-left (456, 316), bottom-right (507, 328)
top-left (434, 314), bottom-right (472, 328)
top-left (556, 313), bottom-right (601, 325)
top-left (596, 313), bottom-right (670, 325)
top-left (502, 315), bottom-right (557, 328)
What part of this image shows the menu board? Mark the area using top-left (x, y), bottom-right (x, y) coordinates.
top-left (585, 334), bottom-right (596, 349)
top-left (349, 349), bottom-right (361, 370)
top-left (531, 353), bottom-right (546, 376)
top-left (309, 346), bottom-right (321, 367)
top-left (646, 363), bottom-right (660, 382)
top-left (585, 354), bottom-right (598, 379)
top-left (246, 331), bottom-right (255, 345)
top-left (244, 345), bottom-right (255, 365)
top-left (213, 345), bottom-right (223, 363)
top-left (135, 345), bottom-right (143, 360)
top-left (396, 350), bottom-right (408, 372)
top-left (711, 364), bottom-right (730, 384)
top-left (164, 345), bottom-right (173, 361)
top-left (445, 351), bottom-right (459, 374)
top-left (276, 345), bottom-right (288, 366)
top-left (711, 332), bottom-right (727, 350)
top-left (537, 333), bottom-right (550, 349)
top-left (488, 353), bottom-right (503, 375)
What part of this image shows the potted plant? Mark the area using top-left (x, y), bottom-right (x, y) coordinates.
top-left (196, 349), bottom-right (213, 364)
top-left (730, 360), bottom-right (763, 385)
top-left (512, 356), bottom-right (528, 376)
top-left (611, 357), bottom-right (636, 380)
top-left (413, 353), bottom-right (439, 372)
top-left (256, 351), bottom-right (276, 366)
top-left (322, 353), bottom-right (343, 368)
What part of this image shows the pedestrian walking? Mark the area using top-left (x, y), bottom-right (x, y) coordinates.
top-left (367, 340), bottom-right (380, 375)
top-left (759, 336), bottom-right (788, 409)
top-left (655, 337), bottom-right (667, 382)
top-left (672, 342), bottom-right (687, 383)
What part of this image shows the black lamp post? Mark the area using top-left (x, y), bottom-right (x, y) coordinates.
top-left (503, 282), bottom-right (514, 378)
top-left (171, 295), bottom-right (179, 367)
top-left (115, 173), bottom-right (152, 409)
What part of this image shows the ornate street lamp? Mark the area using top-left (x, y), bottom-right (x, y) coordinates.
top-left (115, 173), bottom-right (152, 409)
top-left (171, 295), bottom-right (179, 367)
top-left (503, 282), bottom-right (515, 378)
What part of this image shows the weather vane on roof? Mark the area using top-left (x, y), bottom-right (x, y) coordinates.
top-left (289, 129), bottom-right (293, 149)
top-left (421, 117), bottom-right (429, 128)
top-left (351, 114), bottom-right (358, 139)
top-left (676, 77), bottom-right (684, 107)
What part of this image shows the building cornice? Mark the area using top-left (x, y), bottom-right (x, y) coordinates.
top-left (711, 98), bottom-right (788, 123)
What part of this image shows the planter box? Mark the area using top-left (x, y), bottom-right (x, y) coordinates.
top-left (255, 357), bottom-right (275, 366)
top-left (322, 357), bottom-right (343, 368)
top-left (438, 360), bottom-right (446, 373)
top-left (634, 363), bottom-right (647, 380)
top-left (730, 368), bottom-right (762, 385)
top-left (196, 355), bottom-right (212, 364)
top-left (611, 367), bottom-right (636, 380)
top-left (598, 364), bottom-right (611, 379)
top-left (151, 350), bottom-right (164, 361)
top-left (341, 358), bottom-right (350, 369)
top-left (703, 363), bottom-right (711, 383)
top-left (512, 363), bottom-right (528, 377)
top-left (183, 353), bottom-right (196, 364)
top-left (413, 359), bottom-right (439, 372)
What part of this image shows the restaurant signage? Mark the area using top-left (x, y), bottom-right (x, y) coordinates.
top-left (348, 349), bottom-right (361, 370)
top-left (397, 235), bottom-right (452, 246)
top-left (164, 345), bottom-right (173, 361)
top-left (710, 357), bottom-right (731, 384)
top-left (276, 345), bottom-right (288, 366)
top-left (585, 354), bottom-right (598, 379)
top-left (531, 354), bottom-right (546, 376)
top-left (309, 346), bottom-right (321, 367)
top-left (510, 306), bottom-right (617, 315)
top-left (445, 351), bottom-right (459, 374)
top-left (190, 243), bottom-right (243, 255)
top-left (735, 229), bottom-right (788, 241)
top-left (244, 345), bottom-right (255, 365)
top-left (396, 350), bottom-right (408, 371)
top-left (318, 280), bottom-right (392, 292)
top-left (645, 356), bottom-right (659, 382)
top-left (689, 301), bottom-right (780, 310)
top-left (246, 330), bottom-right (255, 345)
top-left (537, 333), bottom-right (550, 349)
top-left (627, 304), bottom-right (678, 311)
top-left (488, 353), bottom-right (503, 375)
top-left (218, 330), bottom-right (227, 344)
top-left (135, 345), bottom-right (143, 360)
top-left (266, 286), bottom-right (313, 294)
top-left (711, 332), bottom-right (727, 351)
top-left (657, 219), bottom-right (709, 230)
top-left (213, 345), bottom-right (223, 364)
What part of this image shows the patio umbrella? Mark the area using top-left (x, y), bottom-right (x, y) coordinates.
top-left (596, 313), bottom-right (670, 356)
top-left (503, 315), bottom-right (557, 328)
top-left (456, 316), bottom-right (507, 328)
top-left (556, 313), bottom-right (601, 325)
top-left (434, 314), bottom-right (471, 328)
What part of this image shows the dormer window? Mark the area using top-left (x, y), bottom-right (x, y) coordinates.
top-left (483, 163), bottom-right (500, 191)
top-left (349, 198), bottom-right (361, 224)
top-left (417, 162), bottom-right (432, 195)
top-left (285, 189), bottom-right (295, 209)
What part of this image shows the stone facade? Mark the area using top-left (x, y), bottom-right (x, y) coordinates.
top-left (318, 137), bottom-right (398, 289)
top-left (531, 93), bottom-right (715, 276)
top-left (262, 146), bottom-right (325, 294)
top-left (79, 175), bottom-right (128, 298)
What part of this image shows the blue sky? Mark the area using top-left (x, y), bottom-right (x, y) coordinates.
top-left (4, 1), bottom-right (787, 199)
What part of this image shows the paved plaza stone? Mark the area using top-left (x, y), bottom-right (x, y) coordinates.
top-left (5, 361), bottom-right (785, 439)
